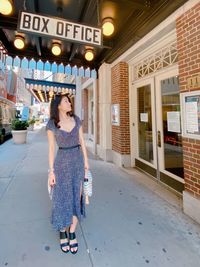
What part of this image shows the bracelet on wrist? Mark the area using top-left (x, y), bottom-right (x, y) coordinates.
top-left (48, 168), bottom-right (54, 173)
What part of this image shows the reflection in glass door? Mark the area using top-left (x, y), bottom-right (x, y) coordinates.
top-left (137, 85), bottom-right (154, 164)
top-left (161, 76), bottom-right (184, 178)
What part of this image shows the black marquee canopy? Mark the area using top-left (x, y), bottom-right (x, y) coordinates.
top-left (0, 0), bottom-right (188, 71)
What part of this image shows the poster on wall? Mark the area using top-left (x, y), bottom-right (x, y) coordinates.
top-left (185, 96), bottom-right (200, 134)
top-left (111, 104), bottom-right (120, 126)
top-left (182, 92), bottom-right (200, 139)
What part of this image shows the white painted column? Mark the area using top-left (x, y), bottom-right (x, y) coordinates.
top-left (81, 78), bottom-right (97, 154)
top-left (97, 63), bottom-right (112, 161)
top-left (74, 76), bottom-right (82, 118)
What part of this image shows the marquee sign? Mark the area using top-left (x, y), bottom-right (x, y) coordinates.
top-left (18, 11), bottom-right (102, 46)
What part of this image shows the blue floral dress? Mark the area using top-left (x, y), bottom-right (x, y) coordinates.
top-left (46, 115), bottom-right (85, 231)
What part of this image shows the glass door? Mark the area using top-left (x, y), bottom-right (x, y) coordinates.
top-left (155, 71), bottom-right (184, 192)
top-left (134, 78), bottom-right (157, 177)
top-left (138, 85), bottom-right (153, 163)
top-left (133, 70), bottom-right (184, 193)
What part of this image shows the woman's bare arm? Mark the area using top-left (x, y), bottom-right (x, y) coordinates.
top-left (79, 126), bottom-right (89, 169)
top-left (47, 129), bottom-right (56, 172)
top-left (47, 129), bottom-right (56, 186)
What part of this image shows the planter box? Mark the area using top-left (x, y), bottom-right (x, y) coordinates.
top-left (12, 130), bottom-right (28, 144)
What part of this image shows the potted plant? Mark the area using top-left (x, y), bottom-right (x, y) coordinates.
top-left (28, 118), bottom-right (36, 131)
top-left (11, 119), bottom-right (29, 144)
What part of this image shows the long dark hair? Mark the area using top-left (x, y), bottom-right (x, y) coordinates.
top-left (50, 94), bottom-right (74, 128)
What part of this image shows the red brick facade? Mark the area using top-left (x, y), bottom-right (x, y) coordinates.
top-left (111, 62), bottom-right (130, 154)
top-left (176, 2), bottom-right (200, 199)
top-left (7, 94), bottom-right (16, 103)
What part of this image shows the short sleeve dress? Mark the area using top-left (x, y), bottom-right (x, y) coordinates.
top-left (46, 115), bottom-right (85, 231)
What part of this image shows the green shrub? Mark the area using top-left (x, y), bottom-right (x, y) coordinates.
top-left (28, 118), bottom-right (36, 125)
top-left (11, 119), bottom-right (29, 130)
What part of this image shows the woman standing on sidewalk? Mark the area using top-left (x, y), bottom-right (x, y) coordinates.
top-left (46, 93), bottom-right (89, 254)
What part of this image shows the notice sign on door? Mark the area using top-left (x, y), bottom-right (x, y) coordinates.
top-left (18, 11), bottom-right (102, 46)
top-left (167, 111), bottom-right (181, 133)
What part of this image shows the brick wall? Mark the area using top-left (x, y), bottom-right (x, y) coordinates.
top-left (176, 2), bottom-right (200, 93)
top-left (82, 89), bottom-right (88, 133)
top-left (183, 138), bottom-right (200, 199)
top-left (176, 2), bottom-right (200, 199)
top-left (111, 62), bottom-right (130, 154)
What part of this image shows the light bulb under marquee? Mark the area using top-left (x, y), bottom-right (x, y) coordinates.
top-left (0, 0), bottom-right (13, 15)
top-left (85, 50), bottom-right (94, 61)
top-left (14, 36), bottom-right (25, 49)
top-left (102, 19), bottom-right (114, 36)
top-left (51, 43), bottom-right (61, 56)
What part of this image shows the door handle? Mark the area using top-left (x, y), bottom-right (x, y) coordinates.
top-left (157, 131), bottom-right (161, 147)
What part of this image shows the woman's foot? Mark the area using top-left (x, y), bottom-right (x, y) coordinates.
top-left (69, 231), bottom-right (78, 254)
top-left (60, 230), bottom-right (70, 253)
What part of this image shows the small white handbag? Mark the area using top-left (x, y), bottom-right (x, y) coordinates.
top-left (48, 179), bottom-right (53, 200)
top-left (84, 169), bottom-right (93, 197)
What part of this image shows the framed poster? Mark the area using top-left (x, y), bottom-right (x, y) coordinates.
top-left (111, 104), bottom-right (120, 126)
top-left (181, 90), bottom-right (200, 139)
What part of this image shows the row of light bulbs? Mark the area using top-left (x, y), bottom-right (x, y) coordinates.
top-left (26, 83), bottom-right (76, 95)
top-left (27, 84), bottom-right (76, 102)
top-left (0, 0), bottom-right (115, 61)
top-left (38, 90), bottom-right (45, 102)
top-left (13, 35), bottom-right (96, 60)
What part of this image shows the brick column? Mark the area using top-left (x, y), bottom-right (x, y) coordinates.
top-left (176, 2), bottom-right (200, 222)
top-left (111, 62), bottom-right (130, 160)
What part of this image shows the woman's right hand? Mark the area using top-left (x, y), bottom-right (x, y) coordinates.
top-left (48, 172), bottom-right (56, 186)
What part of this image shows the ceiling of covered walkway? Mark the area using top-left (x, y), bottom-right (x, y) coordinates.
top-left (0, 0), bottom-right (188, 70)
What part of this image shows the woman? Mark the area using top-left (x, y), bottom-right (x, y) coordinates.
top-left (46, 93), bottom-right (89, 254)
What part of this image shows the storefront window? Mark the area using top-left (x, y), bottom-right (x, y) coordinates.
top-left (161, 76), bottom-right (184, 178)
top-left (137, 85), bottom-right (153, 163)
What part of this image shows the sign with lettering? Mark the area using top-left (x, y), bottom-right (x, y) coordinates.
top-left (18, 11), bottom-right (102, 46)
top-left (187, 74), bottom-right (200, 89)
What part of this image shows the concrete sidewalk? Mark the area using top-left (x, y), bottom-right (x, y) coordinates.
top-left (0, 127), bottom-right (200, 267)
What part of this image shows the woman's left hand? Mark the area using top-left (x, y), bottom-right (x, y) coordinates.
top-left (84, 162), bottom-right (89, 171)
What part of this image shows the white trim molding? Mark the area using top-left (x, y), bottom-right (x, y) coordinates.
top-left (183, 191), bottom-right (200, 224)
top-left (111, 0), bottom-right (199, 67)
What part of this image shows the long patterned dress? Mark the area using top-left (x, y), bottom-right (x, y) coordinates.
top-left (46, 115), bottom-right (85, 231)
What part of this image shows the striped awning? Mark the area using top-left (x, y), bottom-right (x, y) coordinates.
top-left (25, 78), bottom-right (76, 103)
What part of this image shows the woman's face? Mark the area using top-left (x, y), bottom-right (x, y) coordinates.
top-left (58, 96), bottom-right (72, 112)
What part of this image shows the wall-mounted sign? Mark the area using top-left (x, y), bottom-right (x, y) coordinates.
top-left (187, 74), bottom-right (200, 89)
top-left (111, 104), bottom-right (120, 126)
top-left (18, 11), bottom-right (102, 46)
top-left (21, 106), bottom-right (30, 121)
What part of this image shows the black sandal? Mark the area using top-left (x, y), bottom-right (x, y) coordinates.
top-left (69, 232), bottom-right (78, 254)
top-left (60, 231), bottom-right (70, 253)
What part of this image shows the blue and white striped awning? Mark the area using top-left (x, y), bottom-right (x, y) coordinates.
top-left (1, 56), bottom-right (97, 79)
top-left (25, 78), bottom-right (76, 95)
top-left (25, 78), bottom-right (77, 102)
